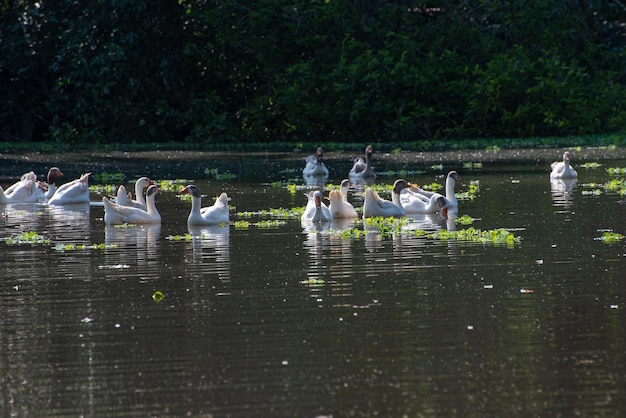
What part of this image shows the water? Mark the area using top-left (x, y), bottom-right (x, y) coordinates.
top-left (1, 148), bottom-right (626, 417)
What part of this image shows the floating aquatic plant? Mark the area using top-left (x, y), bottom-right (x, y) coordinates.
top-left (4, 231), bottom-right (49, 245)
top-left (462, 162), bottom-right (483, 169)
top-left (157, 179), bottom-right (190, 192)
top-left (89, 184), bottom-right (118, 194)
top-left (237, 207), bottom-right (305, 219)
top-left (580, 162), bottom-right (602, 169)
top-left (377, 169), bottom-right (425, 177)
top-left (92, 172), bottom-right (125, 183)
top-left (166, 234), bottom-right (193, 241)
top-left (455, 214), bottom-right (477, 225)
top-left (597, 231), bottom-right (625, 243)
top-left (54, 243), bottom-right (120, 251)
top-left (234, 220), bottom-right (251, 229)
top-left (152, 291), bottom-right (164, 302)
top-left (425, 228), bottom-right (521, 246)
top-left (607, 167), bottom-right (626, 175)
top-left (204, 168), bottom-right (237, 180)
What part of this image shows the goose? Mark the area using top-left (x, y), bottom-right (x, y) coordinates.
top-left (115, 177), bottom-right (154, 210)
top-left (400, 187), bottom-right (446, 214)
top-left (47, 172), bottom-right (91, 205)
top-left (328, 189), bottom-right (358, 218)
top-left (103, 184), bottom-right (161, 225)
top-left (349, 145), bottom-right (375, 184)
top-left (550, 151), bottom-right (578, 179)
top-left (301, 190), bottom-right (332, 223)
top-left (402, 171), bottom-right (460, 217)
top-left (179, 185), bottom-right (230, 226)
top-left (0, 174), bottom-right (37, 204)
top-left (362, 179), bottom-right (411, 218)
top-left (303, 147), bottom-right (329, 177)
top-left (37, 167), bottom-right (65, 201)
top-left (339, 179), bottom-right (351, 201)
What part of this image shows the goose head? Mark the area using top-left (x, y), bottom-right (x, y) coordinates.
top-left (392, 179), bottom-right (413, 195)
top-left (316, 147), bottom-right (324, 164)
top-left (47, 167), bottom-right (64, 184)
top-left (179, 184), bottom-right (201, 198)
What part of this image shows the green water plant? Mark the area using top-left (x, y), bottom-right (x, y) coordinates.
top-left (54, 243), bottom-right (120, 251)
top-left (4, 231), bottom-right (49, 245)
top-left (204, 168), bottom-right (237, 180)
top-left (597, 231), bottom-right (625, 243)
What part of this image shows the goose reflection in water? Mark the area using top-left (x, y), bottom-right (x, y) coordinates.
top-left (550, 178), bottom-right (577, 209)
top-left (104, 224), bottom-right (161, 277)
top-left (186, 225), bottom-right (231, 282)
top-left (46, 203), bottom-right (91, 241)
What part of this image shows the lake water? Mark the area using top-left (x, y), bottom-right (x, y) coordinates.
top-left (1, 147), bottom-right (626, 417)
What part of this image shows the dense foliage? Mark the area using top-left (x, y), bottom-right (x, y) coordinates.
top-left (1, 1), bottom-right (625, 146)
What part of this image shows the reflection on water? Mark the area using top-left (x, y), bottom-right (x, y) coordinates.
top-left (187, 225), bottom-right (231, 283)
top-left (1, 153), bottom-right (626, 417)
top-left (550, 178), bottom-right (577, 210)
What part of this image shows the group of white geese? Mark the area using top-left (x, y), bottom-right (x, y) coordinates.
top-left (1, 147), bottom-right (577, 227)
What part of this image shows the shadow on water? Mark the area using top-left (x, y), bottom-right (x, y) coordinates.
top-left (1, 148), bottom-right (626, 417)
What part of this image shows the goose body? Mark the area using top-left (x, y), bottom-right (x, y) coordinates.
top-left (362, 179), bottom-right (410, 218)
top-left (550, 152), bottom-right (578, 179)
top-left (47, 172), bottom-right (91, 205)
top-left (401, 171), bottom-right (460, 215)
top-left (301, 190), bottom-right (332, 223)
top-left (303, 147), bottom-right (329, 177)
top-left (103, 184), bottom-right (161, 225)
top-left (400, 188), bottom-right (446, 214)
top-left (328, 189), bottom-right (358, 218)
top-left (349, 145), bottom-right (375, 184)
top-left (179, 185), bottom-right (230, 226)
top-left (116, 177), bottom-right (154, 210)
top-left (0, 175), bottom-right (37, 203)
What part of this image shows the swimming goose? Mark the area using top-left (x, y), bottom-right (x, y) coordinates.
top-left (37, 167), bottom-right (65, 201)
top-left (303, 147), bottom-right (329, 177)
top-left (362, 179), bottom-right (411, 218)
top-left (103, 184), bottom-right (161, 225)
top-left (550, 151), bottom-right (578, 179)
top-left (179, 185), bottom-right (230, 226)
top-left (349, 145), bottom-right (375, 184)
top-left (301, 190), bottom-right (332, 223)
top-left (116, 177), bottom-right (154, 210)
top-left (401, 171), bottom-right (460, 216)
top-left (339, 179), bottom-right (351, 201)
top-left (0, 174), bottom-right (37, 203)
top-left (328, 189), bottom-right (358, 218)
top-left (47, 172), bottom-right (91, 205)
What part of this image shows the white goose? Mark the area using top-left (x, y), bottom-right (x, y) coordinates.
top-left (0, 174), bottom-right (37, 204)
top-left (115, 177), bottom-right (154, 210)
top-left (301, 190), bottom-right (332, 223)
top-left (103, 184), bottom-right (161, 225)
top-left (402, 171), bottom-right (460, 217)
top-left (339, 178), bottom-right (351, 201)
top-left (47, 172), bottom-right (91, 205)
top-left (400, 187), bottom-right (446, 214)
top-left (328, 189), bottom-right (358, 218)
top-left (349, 145), bottom-right (375, 184)
top-left (362, 179), bottom-right (411, 218)
top-left (179, 185), bottom-right (230, 226)
top-left (303, 147), bottom-right (329, 177)
top-left (550, 151), bottom-right (578, 179)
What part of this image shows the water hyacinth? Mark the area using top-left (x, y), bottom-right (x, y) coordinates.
top-left (54, 243), bottom-right (120, 251)
top-left (597, 231), bottom-right (625, 243)
top-left (4, 231), bottom-right (49, 245)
